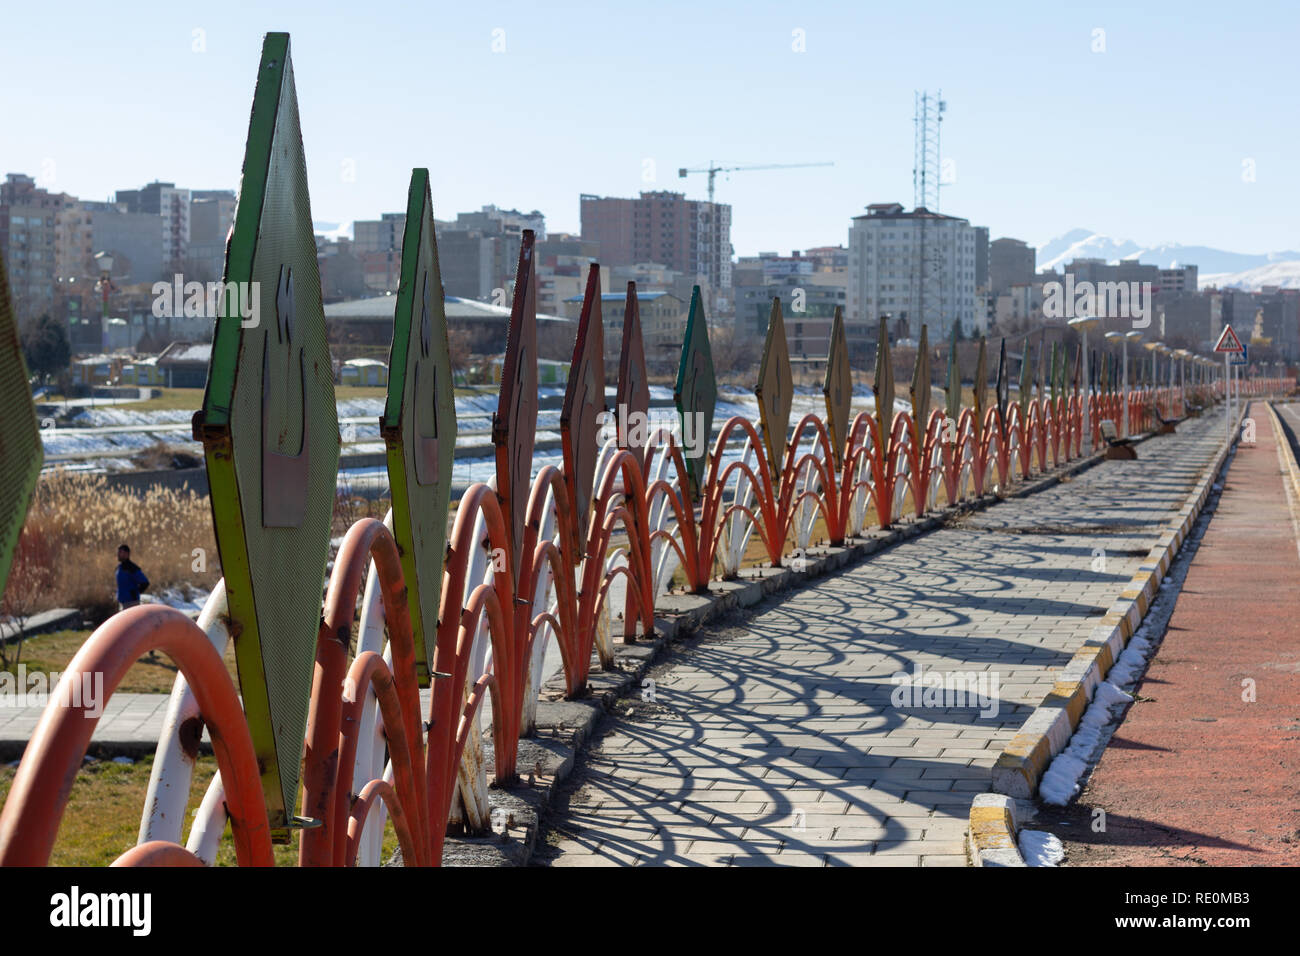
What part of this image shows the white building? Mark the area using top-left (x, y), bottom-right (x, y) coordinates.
top-left (847, 203), bottom-right (980, 348)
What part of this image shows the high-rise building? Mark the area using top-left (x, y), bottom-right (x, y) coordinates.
top-left (188, 190), bottom-right (236, 282)
top-left (115, 181), bottom-right (192, 270)
top-left (351, 213), bottom-right (407, 295)
top-left (1158, 265), bottom-right (1198, 296)
top-left (989, 237), bottom-right (1035, 296)
top-left (353, 212), bottom-right (406, 255)
top-left (847, 203), bottom-right (978, 353)
top-left (974, 227), bottom-right (990, 292)
top-left (55, 199), bottom-right (164, 284)
top-left (1, 173), bottom-right (66, 324)
top-left (425, 206), bottom-right (548, 302)
top-left (580, 191), bottom-right (732, 313)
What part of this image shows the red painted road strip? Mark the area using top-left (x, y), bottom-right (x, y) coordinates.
top-left (1065, 402), bottom-right (1300, 866)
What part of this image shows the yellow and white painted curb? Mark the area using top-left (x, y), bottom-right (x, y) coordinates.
top-left (967, 793), bottom-right (1025, 867)
top-left (988, 403), bottom-right (1243, 801)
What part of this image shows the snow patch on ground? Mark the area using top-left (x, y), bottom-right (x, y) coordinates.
top-left (1019, 830), bottom-right (1065, 867)
top-left (1039, 681), bottom-right (1134, 805)
top-left (1035, 451), bottom-right (1227, 808)
top-left (147, 587), bottom-right (210, 616)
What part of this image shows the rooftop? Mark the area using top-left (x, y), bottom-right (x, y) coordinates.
top-left (561, 291), bottom-right (677, 304)
top-left (324, 295), bottom-right (572, 324)
top-left (854, 204), bottom-right (968, 223)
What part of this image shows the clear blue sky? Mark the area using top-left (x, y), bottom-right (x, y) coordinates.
top-left (2, 0), bottom-right (1295, 258)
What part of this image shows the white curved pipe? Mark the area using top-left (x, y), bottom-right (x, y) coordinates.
top-left (138, 579), bottom-right (229, 846)
top-left (185, 772), bottom-right (227, 865)
top-left (350, 509), bottom-right (393, 866)
top-left (522, 485), bottom-right (558, 733)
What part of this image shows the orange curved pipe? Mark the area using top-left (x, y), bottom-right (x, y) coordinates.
top-left (346, 778), bottom-right (419, 868)
top-left (332, 651), bottom-right (427, 866)
top-left (112, 841), bottom-right (206, 867)
top-left (0, 605), bottom-right (272, 867)
top-left (301, 517), bottom-right (425, 868)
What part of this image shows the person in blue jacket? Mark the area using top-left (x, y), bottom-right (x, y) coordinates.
top-left (115, 544), bottom-right (150, 611)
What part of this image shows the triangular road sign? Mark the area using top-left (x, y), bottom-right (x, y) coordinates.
top-left (1214, 324), bottom-right (1244, 353)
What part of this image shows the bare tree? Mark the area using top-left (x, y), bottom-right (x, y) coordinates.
top-left (447, 328), bottom-right (473, 381)
top-left (709, 325), bottom-right (760, 383)
top-left (1, 526), bottom-right (54, 672)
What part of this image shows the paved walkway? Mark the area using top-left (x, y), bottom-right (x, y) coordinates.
top-left (0, 692), bottom-right (171, 756)
top-left (535, 409), bottom-right (1230, 866)
top-left (1058, 401), bottom-right (1300, 866)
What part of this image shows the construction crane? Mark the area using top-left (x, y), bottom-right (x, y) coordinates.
top-left (677, 161), bottom-right (834, 206)
top-left (676, 161), bottom-right (834, 315)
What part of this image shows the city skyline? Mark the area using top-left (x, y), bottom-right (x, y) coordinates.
top-left (2, 1), bottom-right (1296, 261)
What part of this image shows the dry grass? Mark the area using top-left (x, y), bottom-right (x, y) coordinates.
top-left (14, 470), bottom-right (220, 621)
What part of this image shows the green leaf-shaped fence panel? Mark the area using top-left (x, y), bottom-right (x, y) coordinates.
top-left (972, 337), bottom-right (988, 441)
top-left (1019, 341), bottom-right (1033, 421)
top-left (822, 307), bottom-right (852, 469)
top-left (873, 315), bottom-right (895, 445)
top-left (192, 32), bottom-right (341, 835)
top-left (673, 286), bottom-right (716, 498)
top-left (0, 253), bottom-right (41, 600)
top-left (909, 324), bottom-right (931, 450)
top-left (616, 283), bottom-right (649, 470)
top-left (382, 168), bottom-right (457, 677)
top-left (755, 298), bottom-right (793, 479)
top-left (944, 336), bottom-right (961, 424)
top-left (996, 338), bottom-right (1009, 439)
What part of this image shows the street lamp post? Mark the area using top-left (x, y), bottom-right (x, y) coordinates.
top-left (1107, 330), bottom-right (1143, 438)
top-left (1144, 342), bottom-right (1165, 425)
top-left (1174, 350), bottom-right (1189, 412)
top-left (93, 251), bottom-right (116, 358)
top-left (1104, 331), bottom-right (1122, 434)
top-left (1069, 316), bottom-right (1100, 450)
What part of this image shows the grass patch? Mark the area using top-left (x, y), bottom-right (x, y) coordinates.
top-left (0, 753), bottom-right (399, 866)
top-left (9, 628), bottom-right (239, 694)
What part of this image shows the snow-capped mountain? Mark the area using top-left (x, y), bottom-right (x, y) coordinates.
top-left (1200, 261), bottom-right (1300, 291)
top-left (1036, 230), bottom-right (1141, 272)
top-left (1035, 229), bottom-right (1300, 291)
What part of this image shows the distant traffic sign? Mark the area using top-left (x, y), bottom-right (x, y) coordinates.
top-left (1231, 343), bottom-right (1248, 366)
top-left (1214, 324), bottom-right (1245, 353)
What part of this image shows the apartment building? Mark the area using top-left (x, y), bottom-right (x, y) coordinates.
top-left (116, 181), bottom-right (191, 270)
top-left (580, 191), bottom-right (732, 312)
top-left (0, 173), bottom-right (65, 323)
top-left (847, 203), bottom-right (979, 354)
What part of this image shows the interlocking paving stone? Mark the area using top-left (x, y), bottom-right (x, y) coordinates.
top-left (535, 410), bottom-right (1228, 867)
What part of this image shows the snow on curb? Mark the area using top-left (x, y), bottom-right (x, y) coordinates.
top-left (991, 405), bottom-right (1241, 801)
top-left (1038, 682), bottom-right (1133, 805)
top-left (1018, 830), bottom-right (1065, 867)
top-left (1036, 448), bottom-right (1226, 805)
